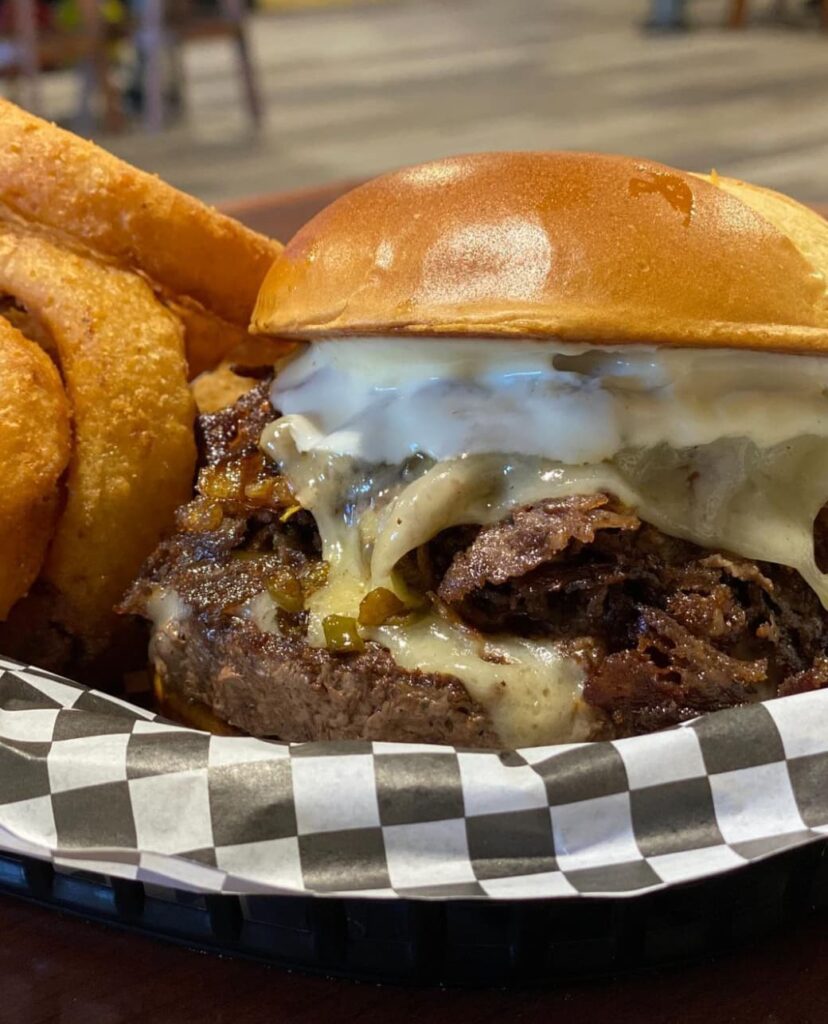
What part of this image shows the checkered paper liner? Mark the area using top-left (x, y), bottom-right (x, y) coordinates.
top-left (1, 655), bottom-right (828, 901)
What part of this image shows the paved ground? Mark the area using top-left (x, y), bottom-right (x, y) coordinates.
top-left (17, 0), bottom-right (828, 205)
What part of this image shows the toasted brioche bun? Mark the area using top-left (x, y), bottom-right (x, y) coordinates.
top-left (694, 172), bottom-right (828, 284)
top-left (0, 99), bottom-right (282, 372)
top-left (252, 152), bottom-right (828, 351)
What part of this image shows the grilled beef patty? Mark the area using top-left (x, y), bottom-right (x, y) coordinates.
top-left (122, 381), bottom-right (828, 744)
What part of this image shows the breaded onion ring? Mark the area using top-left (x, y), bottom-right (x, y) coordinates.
top-left (166, 296), bottom-right (251, 380)
top-left (0, 99), bottom-right (280, 327)
top-left (0, 99), bottom-right (282, 373)
top-left (0, 318), bottom-right (70, 619)
top-left (191, 335), bottom-right (296, 413)
top-left (0, 222), bottom-right (196, 645)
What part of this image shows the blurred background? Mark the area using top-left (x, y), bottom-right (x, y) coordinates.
top-left (0, 0), bottom-right (826, 205)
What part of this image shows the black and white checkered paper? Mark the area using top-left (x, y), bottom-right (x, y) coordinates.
top-left (1, 654), bottom-right (827, 900)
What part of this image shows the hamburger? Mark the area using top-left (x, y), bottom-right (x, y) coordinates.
top-left (124, 152), bottom-right (828, 747)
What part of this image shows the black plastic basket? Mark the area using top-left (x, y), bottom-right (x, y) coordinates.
top-left (2, 841), bottom-right (826, 986)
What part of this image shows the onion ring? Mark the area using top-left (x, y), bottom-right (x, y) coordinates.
top-left (0, 222), bottom-right (196, 647)
top-left (191, 335), bottom-right (296, 413)
top-left (0, 99), bottom-right (282, 377)
top-left (0, 318), bottom-right (70, 619)
top-left (0, 98), bottom-right (280, 331)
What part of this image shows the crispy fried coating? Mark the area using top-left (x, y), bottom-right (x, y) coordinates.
top-left (0, 99), bottom-right (284, 669)
top-left (0, 99), bottom-right (282, 378)
top-left (0, 223), bottom-right (196, 647)
top-left (0, 318), bottom-right (71, 619)
top-left (0, 98), bottom-right (281, 332)
top-left (190, 335), bottom-right (296, 413)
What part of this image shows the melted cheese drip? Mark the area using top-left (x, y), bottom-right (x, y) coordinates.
top-left (240, 592), bottom-right (283, 636)
top-left (367, 619), bottom-right (594, 747)
top-left (257, 340), bottom-right (828, 747)
top-left (261, 421), bottom-right (595, 745)
top-left (366, 442), bottom-right (828, 606)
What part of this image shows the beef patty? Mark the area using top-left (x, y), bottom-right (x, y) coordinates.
top-left (122, 380), bottom-right (828, 745)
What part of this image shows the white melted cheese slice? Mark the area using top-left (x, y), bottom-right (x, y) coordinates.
top-left (272, 339), bottom-right (828, 464)
top-left (254, 338), bottom-right (828, 747)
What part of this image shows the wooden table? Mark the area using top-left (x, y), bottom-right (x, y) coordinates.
top-left (6, 184), bottom-right (828, 1024)
top-left (221, 181), bottom-right (362, 241)
top-left (5, 891), bottom-right (828, 1022)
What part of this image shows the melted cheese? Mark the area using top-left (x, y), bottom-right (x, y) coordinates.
top-left (257, 339), bottom-right (828, 747)
top-left (261, 420), bottom-right (596, 744)
top-left (367, 618), bottom-right (594, 747)
top-left (272, 339), bottom-right (828, 464)
top-left (239, 591), bottom-right (283, 636)
top-left (145, 588), bottom-right (189, 630)
top-left (367, 441), bottom-right (828, 607)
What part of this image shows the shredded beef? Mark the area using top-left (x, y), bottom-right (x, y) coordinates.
top-left (131, 512), bottom-right (314, 622)
top-left (778, 657), bottom-right (828, 697)
top-left (197, 377), bottom-right (276, 467)
top-left (584, 607), bottom-right (767, 735)
top-left (432, 508), bottom-right (828, 735)
top-left (438, 496), bottom-right (639, 603)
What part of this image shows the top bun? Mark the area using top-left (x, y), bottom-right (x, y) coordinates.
top-left (252, 151), bottom-right (828, 351)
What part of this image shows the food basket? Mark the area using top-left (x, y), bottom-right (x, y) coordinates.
top-left (1, 655), bottom-right (827, 984)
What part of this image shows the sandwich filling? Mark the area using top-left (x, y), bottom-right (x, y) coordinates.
top-left (127, 339), bottom-right (828, 747)
top-left (255, 339), bottom-right (828, 743)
